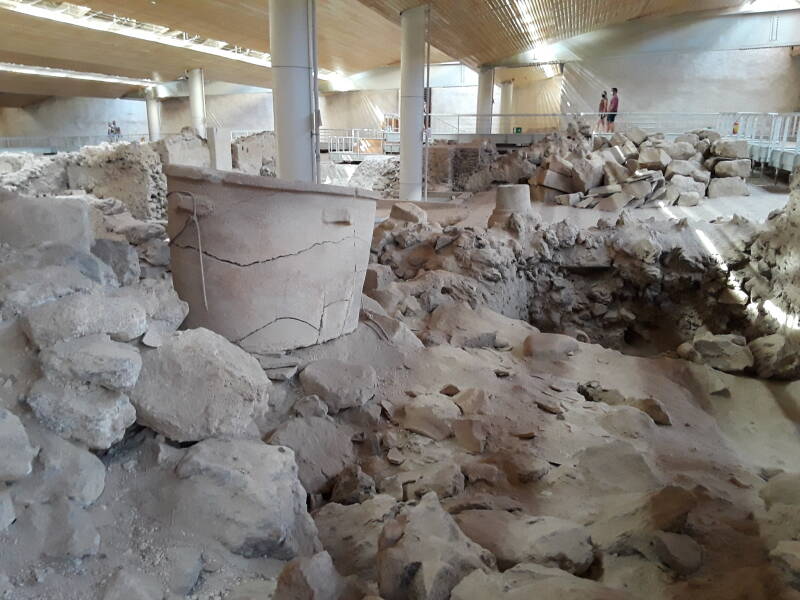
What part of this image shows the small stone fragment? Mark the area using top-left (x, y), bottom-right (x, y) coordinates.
top-left (273, 551), bottom-right (348, 600)
top-left (651, 531), bottom-right (703, 576)
top-left (102, 569), bottom-right (163, 600)
top-left (377, 492), bottom-right (495, 600)
top-left (27, 379), bottom-right (136, 449)
top-left (23, 292), bottom-right (147, 348)
top-left (299, 359), bottom-right (377, 414)
top-left (453, 418), bottom-right (488, 453)
top-left (40, 334), bottom-right (142, 391)
top-left (390, 202), bottom-right (428, 224)
top-left (269, 416), bottom-right (355, 494)
top-left (130, 328), bottom-right (271, 442)
top-left (400, 393), bottom-right (460, 441)
top-left (0, 408), bottom-right (36, 482)
top-left (331, 465), bottom-right (376, 505)
top-left (456, 511), bottom-right (594, 573)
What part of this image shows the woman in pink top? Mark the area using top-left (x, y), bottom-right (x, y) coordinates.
top-left (598, 91), bottom-right (608, 132)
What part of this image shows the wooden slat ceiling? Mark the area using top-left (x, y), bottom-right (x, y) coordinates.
top-left (74, 0), bottom-right (449, 74)
top-left (0, 8), bottom-right (272, 89)
top-left (356, 0), bottom-right (746, 67)
top-left (0, 70), bottom-right (138, 99)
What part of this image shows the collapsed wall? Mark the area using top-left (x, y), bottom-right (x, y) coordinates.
top-left (151, 128), bottom-right (211, 170)
top-left (749, 170), bottom-right (800, 317)
top-left (369, 175), bottom-right (799, 379)
top-left (0, 143), bottom-right (168, 220)
top-left (530, 127), bottom-right (752, 210)
top-left (348, 156), bottom-right (400, 197)
top-left (231, 130), bottom-right (277, 176)
top-left (67, 143), bottom-right (167, 220)
top-left (0, 130), bottom-right (284, 222)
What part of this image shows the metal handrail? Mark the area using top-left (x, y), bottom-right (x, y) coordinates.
top-left (2, 111), bottom-right (797, 175)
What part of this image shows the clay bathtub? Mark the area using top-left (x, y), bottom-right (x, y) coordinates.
top-left (165, 165), bottom-right (377, 354)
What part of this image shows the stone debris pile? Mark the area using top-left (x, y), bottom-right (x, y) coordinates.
top-left (0, 131), bottom-right (281, 223)
top-left (231, 130), bottom-right (277, 177)
top-left (370, 173), bottom-right (798, 378)
top-left (0, 143), bottom-right (797, 600)
top-left (530, 127), bottom-right (752, 210)
top-left (348, 156), bottom-right (401, 198)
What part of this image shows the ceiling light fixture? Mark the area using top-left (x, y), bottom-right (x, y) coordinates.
top-left (0, 61), bottom-right (157, 86)
top-left (0, 0), bottom-right (340, 80)
top-left (0, 0), bottom-right (272, 67)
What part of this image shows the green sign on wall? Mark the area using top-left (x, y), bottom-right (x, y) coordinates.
top-left (513, 127), bottom-right (523, 134)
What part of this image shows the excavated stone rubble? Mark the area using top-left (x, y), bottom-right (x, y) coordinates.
top-left (0, 143), bottom-right (798, 600)
top-left (0, 131), bottom-right (278, 222)
top-left (371, 180), bottom-right (799, 378)
top-left (527, 126), bottom-right (753, 211)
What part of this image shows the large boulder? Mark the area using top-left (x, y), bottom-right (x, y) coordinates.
top-left (102, 569), bottom-right (163, 600)
top-left (626, 127), bottom-right (649, 146)
top-left (668, 174), bottom-right (706, 196)
top-left (14, 497), bottom-right (100, 559)
top-left (570, 156), bottom-right (604, 193)
top-left (691, 330), bottom-right (753, 372)
top-left (112, 279), bottom-right (189, 347)
top-left (269, 416), bottom-right (355, 494)
top-left (27, 379), bottom-right (136, 449)
top-left (130, 328), bottom-right (270, 442)
top-left (664, 159), bottom-right (697, 180)
top-left (749, 334), bottom-right (800, 379)
top-left (707, 176), bottom-right (749, 198)
top-left (377, 492), bottom-right (495, 600)
top-left (299, 359), bottom-right (377, 414)
top-left (314, 494), bottom-right (398, 579)
top-left (588, 486), bottom-right (697, 548)
top-left (40, 334), bottom-right (142, 391)
top-left (451, 563), bottom-right (634, 600)
top-left (769, 541), bottom-right (800, 591)
top-left (0, 191), bottom-right (93, 252)
top-left (638, 148), bottom-right (671, 171)
top-left (0, 265), bottom-right (98, 321)
top-left (166, 439), bottom-right (321, 559)
top-left (714, 159), bottom-right (751, 178)
top-left (0, 408), bottom-right (36, 482)
top-left (273, 551), bottom-right (349, 600)
top-left (662, 141), bottom-right (696, 161)
top-left (760, 472), bottom-right (800, 509)
top-left (455, 511), bottom-right (594, 573)
top-left (712, 139), bottom-right (749, 159)
top-left (91, 239), bottom-right (141, 286)
top-left (11, 425), bottom-right (106, 507)
top-left (22, 292), bottom-right (147, 348)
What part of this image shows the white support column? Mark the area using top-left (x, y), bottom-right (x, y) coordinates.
top-left (499, 80), bottom-right (514, 134)
top-left (188, 68), bottom-right (207, 137)
top-left (207, 127), bottom-right (233, 171)
top-left (476, 67), bottom-right (494, 135)
top-left (269, 0), bottom-right (316, 182)
top-left (399, 4), bottom-right (426, 203)
top-left (145, 87), bottom-right (161, 142)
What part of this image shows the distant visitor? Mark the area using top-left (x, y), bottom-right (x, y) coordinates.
top-left (607, 88), bottom-right (619, 132)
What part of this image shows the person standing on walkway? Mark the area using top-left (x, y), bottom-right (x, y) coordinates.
top-left (598, 91), bottom-right (608, 132)
top-left (607, 88), bottom-right (619, 133)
